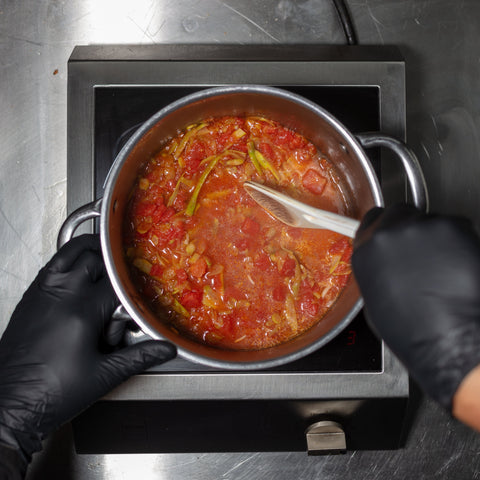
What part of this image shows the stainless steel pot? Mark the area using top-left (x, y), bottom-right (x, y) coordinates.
top-left (58, 85), bottom-right (428, 370)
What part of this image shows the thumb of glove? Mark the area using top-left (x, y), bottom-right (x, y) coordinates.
top-left (95, 340), bottom-right (177, 394)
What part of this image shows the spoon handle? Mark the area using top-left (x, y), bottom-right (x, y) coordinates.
top-left (294, 207), bottom-right (360, 237)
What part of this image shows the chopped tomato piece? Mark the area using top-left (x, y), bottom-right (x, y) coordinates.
top-left (233, 238), bottom-right (249, 251)
top-left (217, 131), bottom-right (233, 148)
top-left (231, 141), bottom-right (248, 152)
top-left (210, 273), bottom-right (223, 291)
top-left (190, 257), bottom-right (208, 278)
top-left (180, 290), bottom-right (203, 309)
top-left (224, 283), bottom-right (246, 300)
top-left (149, 264), bottom-right (164, 278)
top-left (263, 125), bottom-right (277, 135)
top-left (149, 184), bottom-right (164, 201)
top-left (241, 217), bottom-right (260, 236)
top-left (341, 243), bottom-right (353, 263)
top-left (184, 141), bottom-right (206, 174)
top-left (273, 284), bottom-right (287, 302)
top-left (258, 142), bottom-right (274, 160)
top-left (329, 237), bottom-right (352, 257)
top-left (176, 269), bottom-right (188, 282)
top-left (146, 170), bottom-right (160, 183)
top-left (151, 204), bottom-right (167, 223)
top-left (135, 201), bottom-right (156, 217)
top-left (196, 237), bottom-right (208, 254)
top-left (159, 207), bottom-right (175, 222)
top-left (173, 189), bottom-right (189, 210)
top-left (254, 252), bottom-right (272, 271)
top-left (300, 296), bottom-right (319, 317)
top-left (281, 257), bottom-right (296, 277)
top-left (151, 221), bottom-right (185, 245)
top-left (302, 169), bottom-right (327, 195)
top-left (276, 128), bottom-right (294, 146)
top-left (289, 134), bottom-right (306, 149)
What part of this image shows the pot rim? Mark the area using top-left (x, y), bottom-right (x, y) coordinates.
top-left (100, 85), bottom-right (382, 370)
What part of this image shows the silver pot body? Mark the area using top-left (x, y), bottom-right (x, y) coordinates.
top-left (59, 85), bottom-right (428, 369)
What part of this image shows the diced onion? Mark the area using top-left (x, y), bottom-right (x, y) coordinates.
top-left (202, 285), bottom-right (222, 308)
top-left (133, 258), bottom-right (152, 275)
top-left (233, 128), bottom-right (246, 139)
top-left (271, 313), bottom-right (281, 325)
top-left (186, 242), bottom-right (196, 255)
top-left (285, 294), bottom-right (298, 333)
top-left (139, 178), bottom-right (150, 190)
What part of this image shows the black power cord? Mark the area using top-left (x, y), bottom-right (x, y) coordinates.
top-left (331, 0), bottom-right (357, 45)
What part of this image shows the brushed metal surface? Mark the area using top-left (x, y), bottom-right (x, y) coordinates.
top-left (2, 1), bottom-right (480, 479)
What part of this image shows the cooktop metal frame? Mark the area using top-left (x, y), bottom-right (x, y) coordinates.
top-left (67, 45), bottom-right (409, 451)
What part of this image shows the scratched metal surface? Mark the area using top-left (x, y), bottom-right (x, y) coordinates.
top-left (1, 1), bottom-right (480, 478)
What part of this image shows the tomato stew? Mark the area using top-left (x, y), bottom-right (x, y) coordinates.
top-left (124, 116), bottom-right (353, 350)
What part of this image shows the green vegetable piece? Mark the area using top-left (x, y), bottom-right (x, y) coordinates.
top-left (174, 122), bottom-right (207, 160)
top-left (247, 141), bottom-right (263, 176)
top-left (185, 154), bottom-right (221, 216)
top-left (173, 299), bottom-right (190, 317)
top-left (168, 174), bottom-right (186, 207)
top-left (254, 149), bottom-right (280, 181)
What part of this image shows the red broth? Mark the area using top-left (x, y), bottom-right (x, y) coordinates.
top-left (124, 116), bottom-right (353, 350)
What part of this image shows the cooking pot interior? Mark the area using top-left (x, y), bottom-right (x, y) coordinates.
top-left (104, 89), bottom-right (379, 367)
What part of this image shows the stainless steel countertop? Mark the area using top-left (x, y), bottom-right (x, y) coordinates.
top-left (2, 1), bottom-right (480, 478)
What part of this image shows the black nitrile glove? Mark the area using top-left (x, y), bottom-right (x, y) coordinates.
top-left (352, 204), bottom-right (480, 412)
top-left (0, 234), bottom-right (176, 470)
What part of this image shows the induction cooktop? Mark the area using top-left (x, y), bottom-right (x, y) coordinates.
top-left (66, 44), bottom-right (411, 454)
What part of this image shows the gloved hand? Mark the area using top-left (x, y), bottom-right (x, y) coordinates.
top-left (0, 234), bottom-right (176, 468)
top-left (352, 204), bottom-right (480, 412)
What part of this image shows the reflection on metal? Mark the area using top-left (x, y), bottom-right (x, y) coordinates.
top-left (57, 198), bottom-right (102, 249)
top-left (306, 421), bottom-right (347, 455)
top-left (356, 133), bottom-right (429, 212)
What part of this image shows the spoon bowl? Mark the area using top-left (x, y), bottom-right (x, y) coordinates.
top-left (243, 181), bottom-right (360, 238)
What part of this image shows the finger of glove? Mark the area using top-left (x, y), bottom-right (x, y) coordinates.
top-left (89, 276), bottom-right (121, 334)
top-left (48, 234), bottom-right (101, 273)
top-left (95, 341), bottom-right (177, 393)
top-left (102, 305), bottom-right (137, 347)
top-left (103, 316), bottom-right (127, 346)
top-left (41, 249), bottom-right (106, 292)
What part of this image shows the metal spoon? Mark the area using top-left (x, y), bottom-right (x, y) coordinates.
top-left (243, 181), bottom-right (360, 238)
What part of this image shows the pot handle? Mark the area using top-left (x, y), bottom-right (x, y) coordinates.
top-left (356, 133), bottom-right (429, 212)
top-left (57, 198), bottom-right (103, 250)
top-left (56, 198), bottom-right (138, 334)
